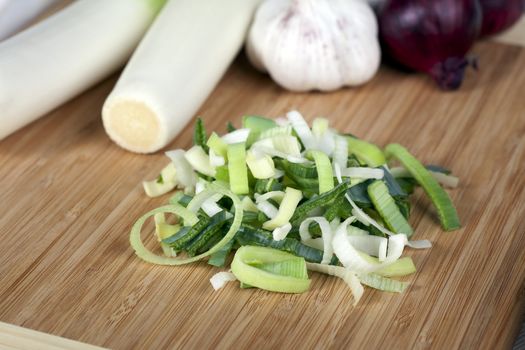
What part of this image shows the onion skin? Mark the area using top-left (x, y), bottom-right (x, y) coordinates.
top-left (479, 0), bottom-right (524, 37)
top-left (379, 0), bottom-right (482, 90)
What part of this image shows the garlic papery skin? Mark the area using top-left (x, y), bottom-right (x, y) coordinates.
top-left (246, 0), bottom-right (381, 92)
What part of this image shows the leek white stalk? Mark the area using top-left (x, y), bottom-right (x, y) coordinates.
top-left (0, 0), bottom-right (165, 140)
top-left (102, 0), bottom-right (261, 153)
top-left (0, 0), bottom-right (60, 41)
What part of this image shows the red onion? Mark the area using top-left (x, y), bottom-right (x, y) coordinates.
top-left (479, 0), bottom-right (524, 37)
top-left (379, 0), bottom-right (482, 90)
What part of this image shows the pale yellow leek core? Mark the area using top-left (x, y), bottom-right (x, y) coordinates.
top-left (106, 100), bottom-right (160, 152)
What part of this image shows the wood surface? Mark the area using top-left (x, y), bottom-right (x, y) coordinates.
top-left (0, 40), bottom-right (524, 349)
top-left (0, 321), bottom-right (104, 350)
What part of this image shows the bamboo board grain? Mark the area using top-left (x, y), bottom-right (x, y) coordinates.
top-left (0, 41), bottom-right (524, 350)
top-left (0, 321), bottom-right (105, 350)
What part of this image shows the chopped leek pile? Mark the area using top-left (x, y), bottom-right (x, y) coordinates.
top-left (131, 111), bottom-right (460, 305)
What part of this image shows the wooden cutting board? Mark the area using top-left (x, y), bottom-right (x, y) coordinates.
top-left (1, 41), bottom-right (524, 349)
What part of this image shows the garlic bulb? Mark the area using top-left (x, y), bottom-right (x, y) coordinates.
top-left (246, 0), bottom-right (381, 92)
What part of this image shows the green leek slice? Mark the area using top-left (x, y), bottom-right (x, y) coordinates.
top-left (385, 144), bottom-right (460, 231)
top-left (142, 163), bottom-right (177, 197)
top-left (368, 180), bottom-right (413, 236)
top-left (347, 137), bottom-right (386, 167)
top-left (227, 142), bottom-right (249, 195)
top-left (130, 184), bottom-right (242, 265)
top-left (307, 150), bottom-right (334, 194)
top-left (357, 273), bottom-right (408, 293)
top-left (231, 246), bottom-right (310, 293)
top-left (246, 150), bottom-right (275, 179)
top-left (358, 254), bottom-right (416, 277)
top-left (262, 187), bottom-right (302, 230)
top-left (207, 132), bottom-right (228, 159)
top-left (185, 145), bottom-right (216, 177)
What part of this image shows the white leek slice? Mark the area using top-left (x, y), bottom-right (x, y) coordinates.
top-left (346, 234), bottom-right (388, 262)
top-left (351, 208), bottom-right (370, 226)
top-left (429, 171), bottom-right (460, 188)
top-left (222, 128), bottom-right (251, 144)
top-left (312, 118), bottom-right (335, 155)
top-left (165, 149), bottom-right (197, 189)
top-left (332, 217), bottom-right (408, 273)
top-left (201, 196), bottom-right (224, 217)
top-left (254, 191), bottom-right (285, 204)
top-left (306, 263), bottom-right (364, 306)
top-left (299, 217), bottom-right (333, 265)
top-left (0, 0), bottom-right (164, 140)
top-left (185, 145), bottom-right (216, 177)
top-left (210, 271), bottom-right (237, 291)
top-left (332, 135), bottom-right (349, 172)
top-left (406, 240), bottom-right (432, 249)
top-left (242, 196), bottom-right (259, 212)
top-left (102, 0), bottom-right (261, 153)
top-left (246, 150), bottom-right (275, 179)
top-left (271, 135), bottom-right (302, 156)
top-left (209, 149), bottom-right (225, 167)
top-left (302, 238), bottom-right (324, 250)
top-left (258, 125), bottom-right (293, 140)
top-left (257, 201), bottom-right (279, 219)
top-left (312, 118), bottom-right (329, 138)
top-left (250, 145), bottom-right (310, 164)
top-left (273, 169), bottom-right (285, 179)
top-left (142, 162), bottom-right (178, 197)
top-left (272, 223), bottom-right (292, 241)
top-left (287, 110), bottom-right (316, 150)
top-left (342, 167), bottom-right (384, 179)
top-left (263, 187), bottom-right (303, 230)
top-left (275, 117), bottom-right (289, 126)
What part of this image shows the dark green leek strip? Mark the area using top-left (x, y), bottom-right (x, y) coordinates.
top-left (168, 194), bottom-right (193, 207)
top-left (290, 181), bottom-right (351, 226)
top-left (275, 159), bottom-right (318, 179)
top-left (385, 144), bottom-right (460, 231)
top-left (368, 180), bottom-right (413, 236)
top-left (185, 212), bottom-right (230, 256)
top-left (396, 198), bottom-right (411, 220)
top-left (346, 154), bottom-right (361, 168)
top-left (242, 211), bottom-right (260, 224)
top-left (236, 226), bottom-right (324, 264)
top-left (381, 166), bottom-right (406, 198)
top-left (254, 178), bottom-right (283, 194)
top-left (226, 121), bottom-right (236, 132)
top-left (426, 164), bottom-right (451, 174)
top-left (162, 215), bottom-right (211, 250)
top-left (324, 196), bottom-right (345, 221)
top-left (208, 239), bottom-right (234, 267)
top-left (193, 118), bottom-right (208, 152)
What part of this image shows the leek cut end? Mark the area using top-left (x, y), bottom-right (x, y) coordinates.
top-left (103, 100), bottom-right (162, 154)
